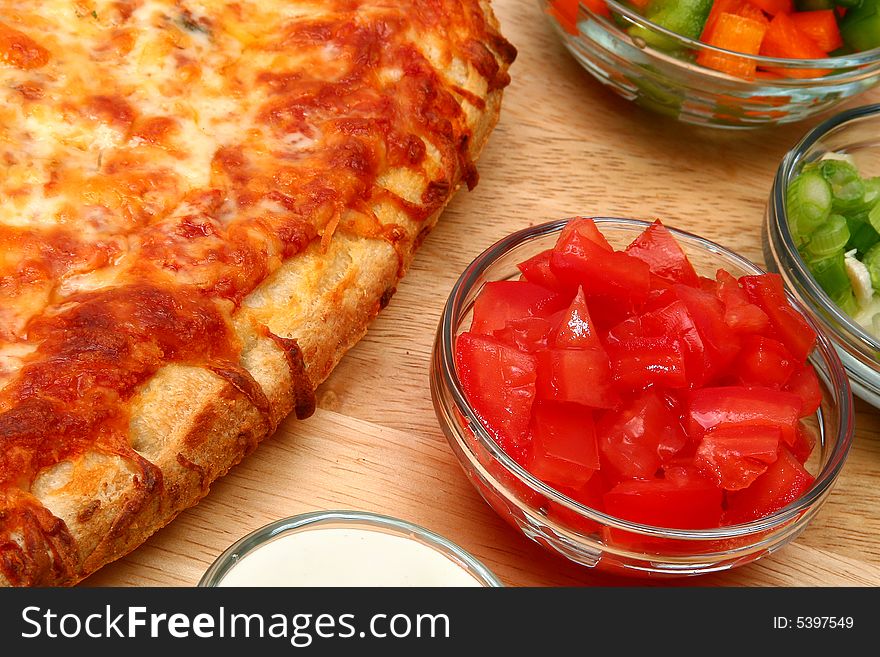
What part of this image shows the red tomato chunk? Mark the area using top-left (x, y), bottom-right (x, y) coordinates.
top-left (455, 219), bottom-right (822, 531)
top-left (597, 389), bottom-right (688, 479)
top-left (530, 401), bottom-right (600, 490)
top-left (686, 386), bottom-right (802, 446)
top-left (470, 281), bottom-right (566, 335)
top-left (723, 447), bottom-right (815, 525)
top-left (694, 426), bottom-right (780, 491)
top-left (625, 219), bottom-right (700, 287)
top-left (603, 476), bottom-right (723, 530)
top-left (455, 332), bottom-right (536, 465)
top-left (535, 347), bottom-right (617, 409)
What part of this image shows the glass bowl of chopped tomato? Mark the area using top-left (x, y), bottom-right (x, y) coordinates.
top-left (764, 103), bottom-right (880, 407)
top-left (541, 0), bottom-right (880, 128)
top-left (431, 217), bottom-right (853, 577)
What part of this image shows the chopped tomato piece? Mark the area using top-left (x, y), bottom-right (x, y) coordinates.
top-left (554, 287), bottom-right (602, 349)
top-left (639, 299), bottom-right (715, 386)
top-left (724, 303), bottom-right (773, 334)
top-left (789, 423), bottom-right (817, 464)
top-left (715, 269), bottom-right (769, 334)
top-left (493, 316), bottom-right (554, 353)
top-left (517, 249), bottom-right (565, 291)
top-left (556, 217), bottom-right (613, 252)
top-left (549, 472), bottom-right (610, 536)
top-left (742, 271), bottom-right (787, 296)
top-left (567, 471), bottom-right (610, 509)
top-left (470, 280), bottom-right (566, 335)
top-left (723, 446), bottom-right (815, 525)
top-left (735, 335), bottom-right (797, 388)
top-left (605, 315), bottom-right (644, 345)
top-left (550, 231), bottom-right (651, 307)
top-left (536, 347), bottom-right (617, 409)
top-left (695, 426), bottom-right (780, 491)
top-left (662, 461), bottom-right (705, 485)
top-left (740, 274), bottom-right (817, 360)
top-left (784, 365), bottom-right (823, 418)
top-left (456, 219), bottom-right (822, 532)
top-left (606, 336), bottom-right (688, 391)
top-left (644, 273), bottom-right (677, 307)
top-left (658, 388), bottom-right (688, 424)
top-left (624, 219), bottom-right (700, 286)
top-left (596, 390), bottom-right (688, 479)
top-left (456, 332), bottom-right (537, 456)
top-left (687, 385), bottom-right (802, 446)
top-left (673, 284), bottom-right (741, 371)
top-left (529, 401), bottom-right (600, 490)
top-left (698, 275), bottom-right (719, 295)
top-left (603, 476), bottom-right (724, 529)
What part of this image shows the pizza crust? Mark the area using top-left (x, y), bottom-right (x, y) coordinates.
top-left (0, 2), bottom-right (513, 586)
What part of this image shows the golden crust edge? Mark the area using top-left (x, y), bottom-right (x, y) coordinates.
top-left (0, 79), bottom-right (508, 587)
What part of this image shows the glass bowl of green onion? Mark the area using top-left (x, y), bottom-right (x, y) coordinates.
top-left (764, 103), bottom-right (880, 406)
top-left (541, 0), bottom-right (880, 128)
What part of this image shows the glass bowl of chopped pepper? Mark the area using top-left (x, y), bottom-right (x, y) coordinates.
top-left (765, 103), bottom-right (880, 406)
top-left (432, 217), bottom-right (853, 577)
top-left (541, 0), bottom-right (880, 128)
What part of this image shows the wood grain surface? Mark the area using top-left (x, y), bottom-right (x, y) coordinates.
top-left (87, 0), bottom-right (880, 587)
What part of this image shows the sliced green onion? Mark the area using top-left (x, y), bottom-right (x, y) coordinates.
top-left (863, 242), bottom-right (880, 290)
top-left (819, 159), bottom-right (865, 212)
top-left (787, 169), bottom-right (833, 237)
top-left (845, 213), bottom-right (866, 233)
top-left (806, 251), bottom-right (852, 299)
top-left (838, 176), bottom-right (880, 221)
top-left (846, 219), bottom-right (880, 255)
top-left (835, 289), bottom-right (859, 316)
top-left (789, 155), bottom-right (880, 323)
top-left (868, 199), bottom-right (880, 234)
top-left (805, 214), bottom-right (850, 258)
top-left (863, 176), bottom-right (880, 206)
top-left (789, 212), bottom-right (806, 247)
top-left (819, 152), bottom-right (856, 165)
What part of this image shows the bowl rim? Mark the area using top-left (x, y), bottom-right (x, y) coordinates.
top-left (437, 216), bottom-right (854, 541)
top-left (549, 0), bottom-right (880, 74)
top-left (770, 102), bottom-right (880, 355)
top-left (197, 509), bottom-right (504, 587)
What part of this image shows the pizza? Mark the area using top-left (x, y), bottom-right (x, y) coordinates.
top-left (0, 0), bottom-right (514, 586)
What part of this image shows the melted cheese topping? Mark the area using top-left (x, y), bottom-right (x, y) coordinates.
top-left (0, 0), bottom-right (514, 585)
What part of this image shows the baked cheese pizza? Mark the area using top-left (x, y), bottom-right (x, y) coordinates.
top-left (0, 0), bottom-right (514, 586)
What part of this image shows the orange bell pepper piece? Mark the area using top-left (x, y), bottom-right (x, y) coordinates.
top-left (789, 9), bottom-right (843, 53)
top-left (698, 12), bottom-right (769, 79)
top-left (759, 12), bottom-right (831, 79)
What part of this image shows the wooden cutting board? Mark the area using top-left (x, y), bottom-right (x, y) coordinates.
top-left (87, 0), bottom-right (880, 587)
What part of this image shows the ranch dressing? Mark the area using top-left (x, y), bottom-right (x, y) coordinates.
top-left (215, 526), bottom-right (484, 587)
